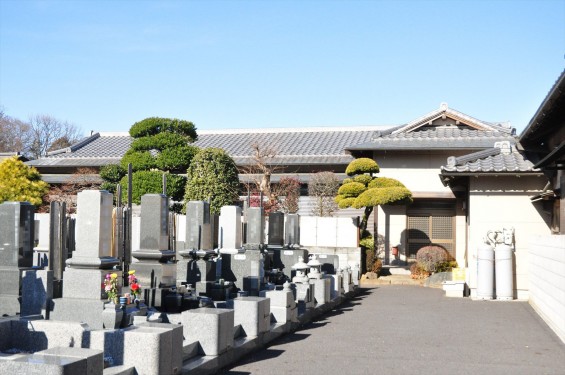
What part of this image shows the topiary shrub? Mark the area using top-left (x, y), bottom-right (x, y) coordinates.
top-left (129, 117), bottom-right (197, 141)
top-left (99, 164), bottom-right (126, 183)
top-left (131, 132), bottom-right (187, 151)
top-left (416, 245), bottom-right (451, 273)
top-left (345, 157), bottom-right (379, 176)
top-left (368, 176), bottom-right (406, 189)
top-left (353, 174), bottom-right (372, 185)
top-left (155, 145), bottom-right (199, 172)
top-left (119, 171), bottom-right (186, 204)
top-left (352, 186), bottom-right (413, 208)
top-left (184, 148), bottom-right (240, 214)
top-left (337, 197), bottom-right (356, 209)
top-left (337, 182), bottom-right (367, 197)
top-left (120, 149), bottom-right (157, 172)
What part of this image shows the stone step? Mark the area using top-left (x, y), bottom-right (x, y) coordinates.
top-left (381, 265), bottom-right (412, 275)
top-left (360, 274), bottom-right (423, 287)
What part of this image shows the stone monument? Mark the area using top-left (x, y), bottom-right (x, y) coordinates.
top-left (49, 190), bottom-right (123, 329)
top-left (0, 201), bottom-right (35, 316)
top-left (132, 194), bottom-right (176, 308)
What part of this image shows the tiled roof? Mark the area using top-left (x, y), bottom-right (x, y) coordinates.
top-left (26, 127), bottom-right (384, 167)
top-left (441, 142), bottom-right (539, 174)
top-left (391, 103), bottom-right (513, 134)
top-left (347, 128), bottom-right (517, 151)
top-left (194, 128), bottom-right (381, 165)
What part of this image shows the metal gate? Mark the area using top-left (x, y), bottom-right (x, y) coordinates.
top-left (406, 205), bottom-right (455, 259)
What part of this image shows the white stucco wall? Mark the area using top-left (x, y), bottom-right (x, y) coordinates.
top-left (376, 153), bottom-right (456, 194)
top-left (467, 175), bottom-right (550, 300)
top-left (528, 235), bottom-right (565, 343)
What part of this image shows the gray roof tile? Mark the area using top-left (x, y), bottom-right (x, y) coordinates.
top-left (348, 128), bottom-right (517, 151)
top-left (441, 144), bottom-right (538, 174)
top-left (26, 128), bottom-right (381, 167)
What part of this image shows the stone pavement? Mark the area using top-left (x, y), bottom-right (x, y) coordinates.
top-left (219, 285), bottom-right (565, 375)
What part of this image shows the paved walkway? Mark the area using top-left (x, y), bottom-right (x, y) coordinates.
top-left (219, 285), bottom-right (565, 375)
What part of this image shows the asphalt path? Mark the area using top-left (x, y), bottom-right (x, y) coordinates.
top-left (219, 285), bottom-right (565, 375)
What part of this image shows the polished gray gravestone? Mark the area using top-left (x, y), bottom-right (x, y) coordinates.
top-left (0, 201), bottom-right (35, 316)
top-left (218, 206), bottom-right (242, 253)
top-left (284, 213), bottom-right (300, 247)
top-left (244, 207), bottom-right (264, 250)
top-left (178, 201), bottom-right (215, 287)
top-left (50, 190), bottom-right (122, 329)
top-left (268, 212), bottom-right (285, 247)
top-left (132, 194), bottom-right (176, 308)
top-left (221, 207), bottom-right (266, 295)
top-left (271, 213), bottom-right (309, 279)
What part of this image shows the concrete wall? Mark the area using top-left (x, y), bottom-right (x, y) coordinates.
top-left (528, 235), bottom-right (565, 343)
top-left (467, 175), bottom-right (549, 300)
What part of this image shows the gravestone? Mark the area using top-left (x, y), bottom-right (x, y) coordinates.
top-left (178, 201), bottom-right (215, 286)
top-left (284, 214), bottom-right (300, 247)
top-left (50, 190), bottom-right (123, 329)
top-left (185, 201), bottom-right (213, 251)
top-left (221, 250), bottom-right (265, 296)
top-left (244, 207), bottom-right (264, 250)
top-left (268, 212), bottom-right (285, 247)
top-left (316, 253), bottom-right (340, 274)
top-left (218, 206), bottom-right (242, 254)
top-left (21, 269), bottom-right (53, 318)
top-left (272, 248), bottom-right (309, 281)
top-left (0, 201), bottom-right (35, 316)
top-left (132, 194), bottom-right (176, 308)
top-left (33, 213), bottom-right (50, 268)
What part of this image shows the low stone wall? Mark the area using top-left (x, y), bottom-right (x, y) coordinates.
top-left (528, 235), bottom-right (565, 343)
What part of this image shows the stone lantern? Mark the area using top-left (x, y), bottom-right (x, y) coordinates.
top-left (307, 255), bottom-right (322, 280)
top-left (291, 256), bottom-right (309, 284)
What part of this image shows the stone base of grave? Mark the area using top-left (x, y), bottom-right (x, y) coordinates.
top-left (177, 259), bottom-right (216, 287)
top-left (0, 295), bottom-right (20, 317)
top-left (221, 251), bottom-right (265, 293)
top-left (142, 286), bottom-right (175, 310)
top-left (271, 248), bottom-right (309, 280)
top-left (62, 268), bottom-right (122, 300)
top-left (21, 269), bottom-right (53, 318)
top-left (0, 268), bottom-right (21, 316)
top-left (49, 298), bottom-right (108, 329)
top-left (133, 262), bottom-right (176, 289)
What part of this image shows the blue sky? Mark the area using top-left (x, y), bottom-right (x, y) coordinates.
top-left (0, 0), bottom-right (563, 136)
